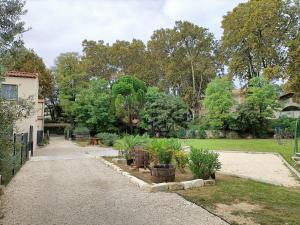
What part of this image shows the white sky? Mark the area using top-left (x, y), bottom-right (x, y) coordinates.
top-left (22, 0), bottom-right (246, 67)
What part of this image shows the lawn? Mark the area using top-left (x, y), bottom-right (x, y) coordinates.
top-left (182, 139), bottom-right (300, 171)
top-left (176, 174), bottom-right (300, 225)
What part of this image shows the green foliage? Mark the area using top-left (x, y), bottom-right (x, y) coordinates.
top-left (41, 138), bottom-right (49, 146)
top-left (165, 138), bottom-right (187, 172)
top-left (177, 127), bottom-right (186, 139)
top-left (96, 133), bottom-right (119, 146)
top-left (188, 147), bottom-right (221, 179)
top-left (73, 126), bottom-right (90, 136)
top-left (157, 145), bottom-right (173, 165)
top-left (221, 0), bottom-right (295, 81)
top-left (271, 116), bottom-right (298, 137)
top-left (204, 77), bottom-right (234, 130)
top-left (0, 0), bottom-right (27, 54)
top-left (113, 135), bottom-right (146, 160)
top-left (72, 79), bottom-right (116, 134)
top-left (174, 150), bottom-right (188, 172)
top-left (198, 127), bottom-right (207, 139)
top-left (285, 33), bottom-right (300, 94)
top-left (55, 52), bottom-right (88, 115)
top-left (236, 77), bottom-right (279, 136)
top-left (186, 129), bottom-right (196, 139)
top-left (112, 75), bottom-right (147, 133)
top-left (148, 21), bottom-right (219, 118)
top-left (140, 90), bottom-right (189, 137)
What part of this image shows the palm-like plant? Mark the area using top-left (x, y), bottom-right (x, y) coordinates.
top-left (113, 135), bottom-right (147, 160)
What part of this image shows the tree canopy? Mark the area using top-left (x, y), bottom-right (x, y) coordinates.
top-left (204, 77), bottom-right (234, 130)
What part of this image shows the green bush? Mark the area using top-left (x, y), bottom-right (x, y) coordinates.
top-left (73, 126), bottom-right (90, 136)
top-left (271, 116), bottom-right (298, 137)
top-left (187, 129), bottom-right (196, 138)
top-left (96, 133), bottom-right (119, 146)
top-left (188, 147), bottom-right (221, 179)
top-left (174, 150), bottom-right (188, 172)
top-left (157, 146), bottom-right (173, 165)
top-left (114, 135), bottom-right (147, 160)
top-left (198, 127), bottom-right (207, 139)
top-left (178, 127), bottom-right (186, 139)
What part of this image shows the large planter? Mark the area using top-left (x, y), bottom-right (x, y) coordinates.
top-left (151, 164), bottom-right (175, 183)
top-left (134, 146), bottom-right (149, 168)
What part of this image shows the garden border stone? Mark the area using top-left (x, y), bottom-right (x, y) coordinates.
top-left (97, 157), bottom-right (215, 192)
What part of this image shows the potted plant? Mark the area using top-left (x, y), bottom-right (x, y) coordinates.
top-left (114, 135), bottom-right (142, 165)
top-left (149, 139), bottom-right (176, 183)
top-left (165, 139), bottom-right (188, 173)
top-left (133, 135), bottom-right (150, 168)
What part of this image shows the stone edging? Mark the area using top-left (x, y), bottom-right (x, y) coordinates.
top-left (97, 157), bottom-right (215, 192)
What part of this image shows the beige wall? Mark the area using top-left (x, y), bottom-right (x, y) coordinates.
top-left (2, 76), bottom-right (40, 151)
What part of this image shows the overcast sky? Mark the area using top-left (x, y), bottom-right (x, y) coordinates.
top-left (22, 0), bottom-right (246, 67)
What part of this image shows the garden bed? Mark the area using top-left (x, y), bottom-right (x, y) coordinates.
top-left (103, 156), bottom-right (196, 183)
top-left (102, 156), bottom-right (215, 192)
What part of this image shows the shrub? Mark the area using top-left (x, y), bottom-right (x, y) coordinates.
top-left (271, 116), bottom-right (298, 137)
top-left (113, 135), bottom-right (146, 160)
top-left (178, 127), bottom-right (186, 139)
top-left (198, 127), bottom-right (207, 139)
top-left (188, 147), bottom-right (221, 179)
top-left (96, 133), bottom-right (119, 146)
top-left (157, 146), bottom-right (173, 165)
top-left (73, 126), bottom-right (90, 136)
top-left (174, 150), bottom-right (188, 173)
top-left (187, 129), bottom-right (196, 139)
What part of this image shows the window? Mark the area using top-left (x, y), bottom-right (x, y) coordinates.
top-left (1, 84), bottom-right (18, 100)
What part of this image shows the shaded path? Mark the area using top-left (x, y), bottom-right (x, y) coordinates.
top-left (1, 137), bottom-right (227, 225)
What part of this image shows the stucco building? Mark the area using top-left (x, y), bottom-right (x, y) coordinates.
top-left (1, 71), bottom-right (44, 153)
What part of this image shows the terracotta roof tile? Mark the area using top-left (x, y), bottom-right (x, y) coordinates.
top-left (5, 71), bottom-right (38, 79)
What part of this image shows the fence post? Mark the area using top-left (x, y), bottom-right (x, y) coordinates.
top-left (21, 134), bottom-right (24, 165)
top-left (12, 133), bottom-right (16, 176)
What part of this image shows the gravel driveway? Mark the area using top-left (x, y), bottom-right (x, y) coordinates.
top-left (0, 137), bottom-right (227, 225)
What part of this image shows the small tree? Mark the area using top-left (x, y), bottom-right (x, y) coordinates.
top-left (236, 77), bottom-right (279, 137)
top-left (139, 89), bottom-right (189, 136)
top-left (203, 77), bottom-right (234, 132)
top-left (72, 79), bottom-right (116, 134)
top-left (112, 75), bottom-right (147, 134)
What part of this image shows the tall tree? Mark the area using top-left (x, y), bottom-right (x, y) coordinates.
top-left (203, 77), bottom-right (234, 131)
top-left (55, 52), bottom-right (87, 116)
top-left (72, 79), bottom-right (116, 134)
top-left (148, 21), bottom-right (218, 119)
top-left (112, 75), bottom-right (147, 134)
top-left (285, 33), bottom-right (300, 95)
top-left (81, 40), bottom-right (112, 80)
top-left (236, 77), bottom-right (279, 136)
top-left (0, 0), bottom-right (27, 75)
top-left (221, 0), bottom-right (297, 82)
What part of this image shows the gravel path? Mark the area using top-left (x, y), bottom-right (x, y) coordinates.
top-left (217, 151), bottom-right (299, 187)
top-left (0, 137), bottom-right (227, 225)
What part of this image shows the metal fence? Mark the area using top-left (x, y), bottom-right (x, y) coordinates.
top-left (0, 132), bottom-right (32, 185)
